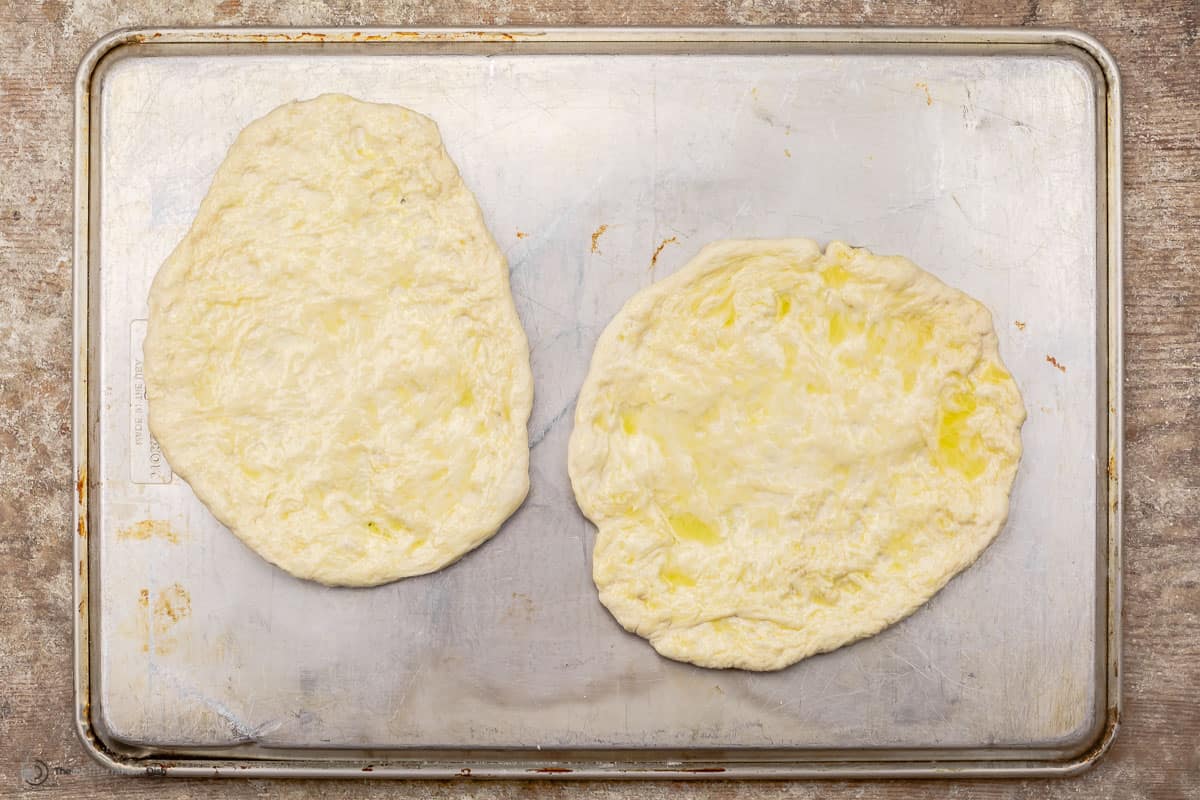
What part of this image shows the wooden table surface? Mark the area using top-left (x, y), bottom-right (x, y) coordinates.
top-left (1, 1), bottom-right (1197, 798)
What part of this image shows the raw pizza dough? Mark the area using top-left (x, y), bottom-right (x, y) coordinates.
top-left (569, 239), bottom-right (1025, 670)
top-left (144, 94), bottom-right (533, 587)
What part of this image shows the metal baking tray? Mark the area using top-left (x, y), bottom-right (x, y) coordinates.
top-left (73, 26), bottom-right (1122, 778)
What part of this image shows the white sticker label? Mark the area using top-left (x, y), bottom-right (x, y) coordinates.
top-left (130, 320), bottom-right (172, 484)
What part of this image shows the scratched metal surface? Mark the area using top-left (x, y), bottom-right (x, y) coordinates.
top-left (82, 31), bottom-right (1112, 767)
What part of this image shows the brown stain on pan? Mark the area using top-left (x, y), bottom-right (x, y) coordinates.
top-left (529, 767), bottom-right (573, 773)
top-left (1071, 710), bottom-right (1120, 771)
top-left (136, 584), bottom-right (191, 655)
top-left (77, 516), bottom-right (86, 539)
top-left (590, 224), bottom-right (609, 254)
top-left (135, 588), bottom-right (150, 652)
top-left (649, 236), bottom-right (678, 271)
top-left (155, 584), bottom-right (190, 625)
top-left (118, 519), bottom-right (182, 543)
top-left (1046, 354), bottom-right (1067, 372)
top-left (76, 467), bottom-right (86, 504)
top-left (239, 32), bottom-right (329, 42)
top-left (374, 31), bottom-right (529, 42)
top-left (506, 592), bottom-right (536, 621)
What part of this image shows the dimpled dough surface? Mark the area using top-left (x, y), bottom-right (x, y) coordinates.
top-left (144, 94), bottom-right (533, 587)
top-left (569, 239), bottom-right (1026, 671)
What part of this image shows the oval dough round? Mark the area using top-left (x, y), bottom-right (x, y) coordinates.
top-left (568, 239), bottom-right (1025, 670)
top-left (144, 94), bottom-right (533, 586)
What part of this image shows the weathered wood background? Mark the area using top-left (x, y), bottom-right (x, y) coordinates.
top-left (1, 1), bottom-right (1197, 797)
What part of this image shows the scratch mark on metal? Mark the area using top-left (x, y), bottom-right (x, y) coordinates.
top-left (886, 645), bottom-right (937, 685)
top-left (148, 664), bottom-right (273, 742)
top-left (511, 290), bottom-right (573, 323)
top-left (530, 396), bottom-right (578, 449)
top-left (951, 193), bottom-right (968, 219)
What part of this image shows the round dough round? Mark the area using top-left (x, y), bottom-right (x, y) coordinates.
top-left (144, 94), bottom-right (533, 586)
top-left (568, 239), bottom-right (1025, 670)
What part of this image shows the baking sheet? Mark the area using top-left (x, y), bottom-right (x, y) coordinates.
top-left (73, 27), bottom-right (1121, 778)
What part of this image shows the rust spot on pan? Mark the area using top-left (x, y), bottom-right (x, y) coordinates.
top-left (77, 517), bottom-right (86, 539)
top-left (1014, 320), bottom-right (1026, 330)
top-left (458, 768), bottom-right (472, 777)
top-left (393, 31), bottom-right (524, 41)
top-left (244, 32), bottom-right (329, 42)
top-left (1045, 354), bottom-right (1067, 373)
top-left (529, 767), bottom-right (573, 773)
top-left (1070, 709), bottom-right (1120, 769)
top-left (590, 224), bottom-right (609, 255)
top-left (328, 30), bottom-right (536, 43)
top-left (240, 32), bottom-right (324, 43)
top-left (76, 467), bottom-right (86, 504)
top-left (187, 30), bottom-right (544, 46)
top-left (516, 229), bottom-right (528, 239)
top-left (1107, 455), bottom-right (1116, 480)
top-left (361, 765), bottom-right (374, 772)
